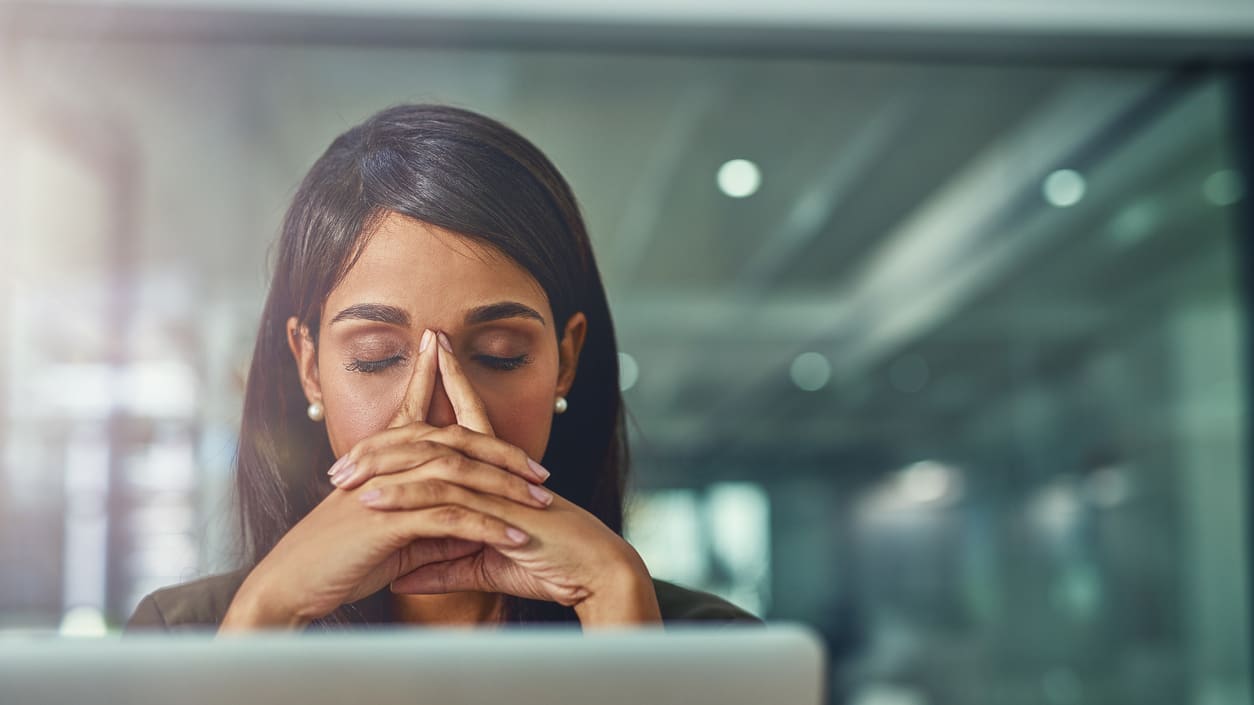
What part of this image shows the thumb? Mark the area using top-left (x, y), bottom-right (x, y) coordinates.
top-left (391, 552), bottom-right (492, 595)
top-left (394, 538), bottom-right (483, 580)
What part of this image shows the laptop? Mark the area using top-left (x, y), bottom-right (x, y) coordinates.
top-left (1, 624), bottom-right (825, 705)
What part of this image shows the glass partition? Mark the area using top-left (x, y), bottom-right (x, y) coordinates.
top-left (1, 20), bottom-right (1248, 705)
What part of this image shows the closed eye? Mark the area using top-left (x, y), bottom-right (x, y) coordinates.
top-left (473, 354), bottom-right (531, 371)
top-left (345, 354), bottom-right (407, 374)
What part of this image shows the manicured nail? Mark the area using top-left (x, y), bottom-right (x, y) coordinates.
top-left (529, 484), bottom-right (553, 507)
top-left (437, 331), bottom-right (452, 352)
top-left (330, 462), bottom-right (357, 487)
top-left (527, 458), bottom-right (550, 482)
top-left (359, 489), bottom-right (382, 505)
top-left (505, 527), bottom-right (529, 545)
top-left (419, 329), bottom-right (433, 353)
top-left (327, 455), bottom-right (348, 476)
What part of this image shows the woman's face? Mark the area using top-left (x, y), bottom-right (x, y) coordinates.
top-left (287, 211), bottom-right (586, 463)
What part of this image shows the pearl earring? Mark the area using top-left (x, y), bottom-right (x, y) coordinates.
top-left (554, 396), bottom-right (568, 414)
top-left (307, 401), bottom-right (325, 422)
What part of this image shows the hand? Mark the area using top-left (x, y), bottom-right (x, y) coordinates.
top-left (350, 331), bottom-right (662, 626)
top-left (220, 329), bottom-right (555, 631)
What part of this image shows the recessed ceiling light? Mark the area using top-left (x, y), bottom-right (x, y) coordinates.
top-left (789, 352), bottom-right (830, 391)
top-left (1043, 169), bottom-right (1086, 208)
top-left (717, 159), bottom-right (762, 199)
top-left (900, 461), bottom-right (960, 505)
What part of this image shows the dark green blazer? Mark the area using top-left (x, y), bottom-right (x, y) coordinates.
top-left (125, 570), bottom-right (760, 631)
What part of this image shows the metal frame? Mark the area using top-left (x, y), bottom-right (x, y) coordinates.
top-left (1227, 59), bottom-right (1254, 699)
top-left (4, 3), bottom-right (1253, 67)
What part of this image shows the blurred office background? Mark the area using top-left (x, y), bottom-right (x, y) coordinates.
top-left (2, 1), bottom-right (1252, 703)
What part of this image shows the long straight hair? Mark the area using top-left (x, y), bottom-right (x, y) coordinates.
top-left (234, 104), bottom-right (628, 625)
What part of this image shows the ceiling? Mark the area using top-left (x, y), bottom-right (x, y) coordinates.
top-left (3, 21), bottom-right (1242, 487)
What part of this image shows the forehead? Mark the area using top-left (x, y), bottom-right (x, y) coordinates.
top-left (325, 211), bottom-right (549, 324)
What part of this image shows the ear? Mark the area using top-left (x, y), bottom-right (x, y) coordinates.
top-left (286, 316), bottom-right (323, 406)
top-left (555, 312), bottom-right (588, 399)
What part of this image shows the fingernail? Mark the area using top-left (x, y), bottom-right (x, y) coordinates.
top-left (505, 527), bottom-right (529, 545)
top-left (330, 462), bottom-right (356, 487)
top-left (359, 489), bottom-right (382, 505)
top-left (529, 484), bottom-right (553, 507)
top-left (437, 331), bottom-right (452, 352)
top-left (527, 458), bottom-right (550, 482)
top-left (419, 329), bottom-right (433, 353)
top-left (327, 455), bottom-right (348, 476)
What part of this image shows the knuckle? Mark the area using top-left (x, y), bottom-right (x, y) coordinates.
top-left (507, 475), bottom-right (531, 500)
top-left (511, 447), bottom-right (529, 473)
top-left (436, 505), bottom-right (467, 525)
top-left (416, 439), bottom-right (445, 457)
top-left (443, 453), bottom-right (472, 473)
top-left (477, 513), bottom-right (502, 535)
top-left (353, 456), bottom-right (377, 481)
top-left (440, 481), bottom-right (474, 506)
top-left (419, 479), bottom-right (448, 504)
top-left (405, 451), bottom-right (442, 479)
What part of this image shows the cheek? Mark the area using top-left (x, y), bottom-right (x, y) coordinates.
top-left (472, 369), bottom-right (556, 462)
top-left (319, 367), bottom-right (407, 457)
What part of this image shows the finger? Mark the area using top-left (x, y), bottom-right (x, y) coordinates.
top-left (331, 423), bottom-right (549, 487)
top-left (389, 328), bottom-right (438, 428)
top-left (420, 425), bottom-right (549, 483)
top-left (390, 553), bottom-right (490, 595)
top-left (435, 332), bottom-right (494, 435)
top-left (395, 538), bottom-right (484, 578)
top-left (385, 503), bottom-right (531, 549)
top-left (356, 458), bottom-right (553, 509)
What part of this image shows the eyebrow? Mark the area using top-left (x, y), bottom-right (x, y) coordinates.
top-left (330, 303), bottom-right (410, 327)
top-left (464, 301), bottom-right (546, 327)
top-left (329, 301), bottom-right (545, 328)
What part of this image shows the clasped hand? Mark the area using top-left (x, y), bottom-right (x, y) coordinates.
top-left (224, 329), bottom-right (659, 630)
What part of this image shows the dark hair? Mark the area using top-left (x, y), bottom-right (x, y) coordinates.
top-left (234, 104), bottom-right (628, 625)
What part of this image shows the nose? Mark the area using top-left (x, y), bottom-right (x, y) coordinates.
top-left (424, 374), bottom-right (458, 428)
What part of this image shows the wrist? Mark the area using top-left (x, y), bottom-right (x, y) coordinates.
top-left (573, 547), bottom-right (662, 628)
top-left (218, 572), bottom-right (310, 633)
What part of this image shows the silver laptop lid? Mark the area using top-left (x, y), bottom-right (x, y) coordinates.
top-left (2, 623), bottom-right (826, 705)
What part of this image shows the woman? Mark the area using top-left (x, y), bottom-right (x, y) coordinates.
top-left (126, 104), bottom-right (756, 631)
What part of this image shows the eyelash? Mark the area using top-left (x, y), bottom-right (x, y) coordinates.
top-left (345, 354), bottom-right (407, 374)
top-left (473, 354), bottom-right (531, 372)
top-left (344, 353), bottom-right (531, 374)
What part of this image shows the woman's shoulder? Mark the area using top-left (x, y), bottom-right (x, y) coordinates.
top-left (651, 579), bottom-right (762, 624)
top-left (125, 569), bottom-right (251, 632)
